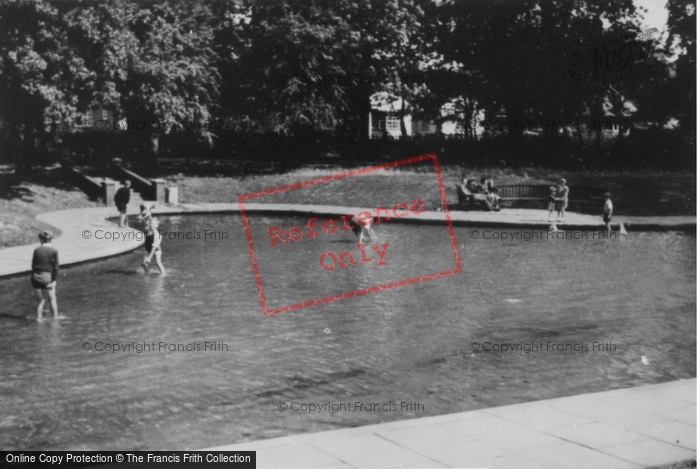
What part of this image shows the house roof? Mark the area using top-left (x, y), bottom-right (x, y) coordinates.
top-left (370, 92), bottom-right (405, 113)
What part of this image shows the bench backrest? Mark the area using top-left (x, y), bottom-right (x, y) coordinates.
top-left (497, 184), bottom-right (603, 201)
top-left (498, 185), bottom-right (551, 199)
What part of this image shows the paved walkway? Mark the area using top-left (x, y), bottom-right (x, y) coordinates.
top-left (203, 379), bottom-right (696, 469)
top-left (0, 203), bottom-right (695, 278)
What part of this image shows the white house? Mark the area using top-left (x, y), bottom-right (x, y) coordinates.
top-left (368, 93), bottom-right (413, 138)
top-left (368, 93), bottom-right (461, 139)
top-left (72, 104), bottom-right (116, 131)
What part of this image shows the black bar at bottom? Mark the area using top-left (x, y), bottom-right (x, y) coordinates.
top-left (0, 452), bottom-right (256, 469)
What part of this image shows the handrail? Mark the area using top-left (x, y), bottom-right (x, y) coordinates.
top-left (115, 167), bottom-right (153, 199)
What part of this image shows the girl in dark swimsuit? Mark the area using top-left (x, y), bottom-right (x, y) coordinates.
top-left (143, 220), bottom-right (166, 275)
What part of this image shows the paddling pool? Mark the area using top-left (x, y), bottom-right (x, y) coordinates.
top-left (0, 214), bottom-right (695, 450)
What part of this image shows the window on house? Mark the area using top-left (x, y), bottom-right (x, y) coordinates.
top-left (386, 114), bottom-right (400, 130)
top-left (372, 114), bottom-right (385, 130)
top-left (101, 109), bottom-right (109, 120)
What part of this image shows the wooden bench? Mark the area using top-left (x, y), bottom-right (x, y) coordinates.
top-left (498, 184), bottom-right (550, 202)
top-left (452, 184), bottom-right (603, 213)
top-left (497, 184), bottom-right (603, 212)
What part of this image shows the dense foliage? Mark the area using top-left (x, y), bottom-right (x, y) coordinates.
top-left (0, 0), bottom-right (695, 168)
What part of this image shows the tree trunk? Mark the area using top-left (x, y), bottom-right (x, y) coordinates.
top-left (9, 124), bottom-right (23, 165)
top-left (148, 132), bottom-right (160, 170)
top-left (616, 93), bottom-right (625, 143)
top-left (21, 120), bottom-right (38, 172)
top-left (464, 97), bottom-right (475, 140)
top-left (399, 98), bottom-right (408, 138)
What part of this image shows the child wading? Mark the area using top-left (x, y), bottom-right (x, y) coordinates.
top-left (348, 217), bottom-right (377, 244)
top-left (31, 231), bottom-right (59, 320)
top-left (143, 219), bottom-right (166, 275)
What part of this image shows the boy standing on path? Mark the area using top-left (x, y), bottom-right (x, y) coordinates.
top-left (31, 231), bottom-right (59, 320)
top-left (114, 180), bottom-right (131, 227)
top-left (603, 192), bottom-right (614, 232)
top-left (547, 186), bottom-right (558, 222)
top-left (556, 178), bottom-right (569, 222)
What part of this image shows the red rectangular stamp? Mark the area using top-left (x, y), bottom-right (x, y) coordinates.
top-left (239, 153), bottom-right (461, 315)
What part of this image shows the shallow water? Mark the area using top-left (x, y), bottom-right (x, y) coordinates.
top-left (0, 214), bottom-right (695, 450)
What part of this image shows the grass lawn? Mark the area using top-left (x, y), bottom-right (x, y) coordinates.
top-left (0, 168), bottom-right (97, 249)
top-left (166, 165), bottom-right (696, 217)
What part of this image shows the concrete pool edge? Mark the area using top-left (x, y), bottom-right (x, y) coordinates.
top-left (202, 378), bottom-right (696, 468)
top-left (0, 203), bottom-right (696, 279)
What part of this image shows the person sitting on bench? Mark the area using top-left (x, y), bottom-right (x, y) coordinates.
top-left (457, 178), bottom-right (495, 211)
top-left (457, 177), bottom-right (474, 205)
top-left (481, 176), bottom-right (496, 193)
top-left (480, 176), bottom-right (501, 210)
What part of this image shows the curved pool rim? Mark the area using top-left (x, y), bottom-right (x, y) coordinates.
top-left (0, 202), bottom-right (695, 280)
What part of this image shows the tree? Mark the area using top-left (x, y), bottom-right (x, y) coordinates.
top-left (433, 0), bottom-right (642, 147)
top-left (371, 0), bottom-right (432, 138)
top-left (224, 0), bottom-right (350, 134)
top-left (65, 0), bottom-right (220, 167)
top-left (665, 0), bottom-right (695, 134)
top-left (0, 0), bottom-right (88, 168)
top-left (333, 0), bottom-right (432, 144)
top-left (226, 0), bottom-right (434, 145)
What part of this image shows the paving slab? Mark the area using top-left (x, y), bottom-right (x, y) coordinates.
top-left (646, 381), bottom-right (698, 404)
top-left (306, 433), bottom-right (448, 469)
top-left (511, 439), bottom-right (642, 469)
top-left (633, 421), bottom-right (697, 450)
top-left (375, 424), bottom-right (515, 468)
top-left (255, 442), bottom-right (356, 469)
top-left (493, 405), bottom-right (594, 431)
top-left (651, 403), bottom-right (697, 425)
top-left (440, 416), bottom-right (565, 450)
top-left (543, 422), bottom-right (646, 449)
top-left (601, 391), bottom-right (695, 411)
top-left (546, 395), bottom-right (677, 431)
top-left (599, 438), bottom-right (696, 466)
top-left (204, 379), bottom-right (696, 469)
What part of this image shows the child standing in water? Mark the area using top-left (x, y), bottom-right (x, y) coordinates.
top-left (602, 192), bottom-right (613, 232)
top-left (359, 218), bottom-right (376, 244)
top-left (143, 219), bottom-right (166, 275)
top-left (31, 231), bottom-right (59, 320)
top-left (349, 217), bottom-right (376, 244)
